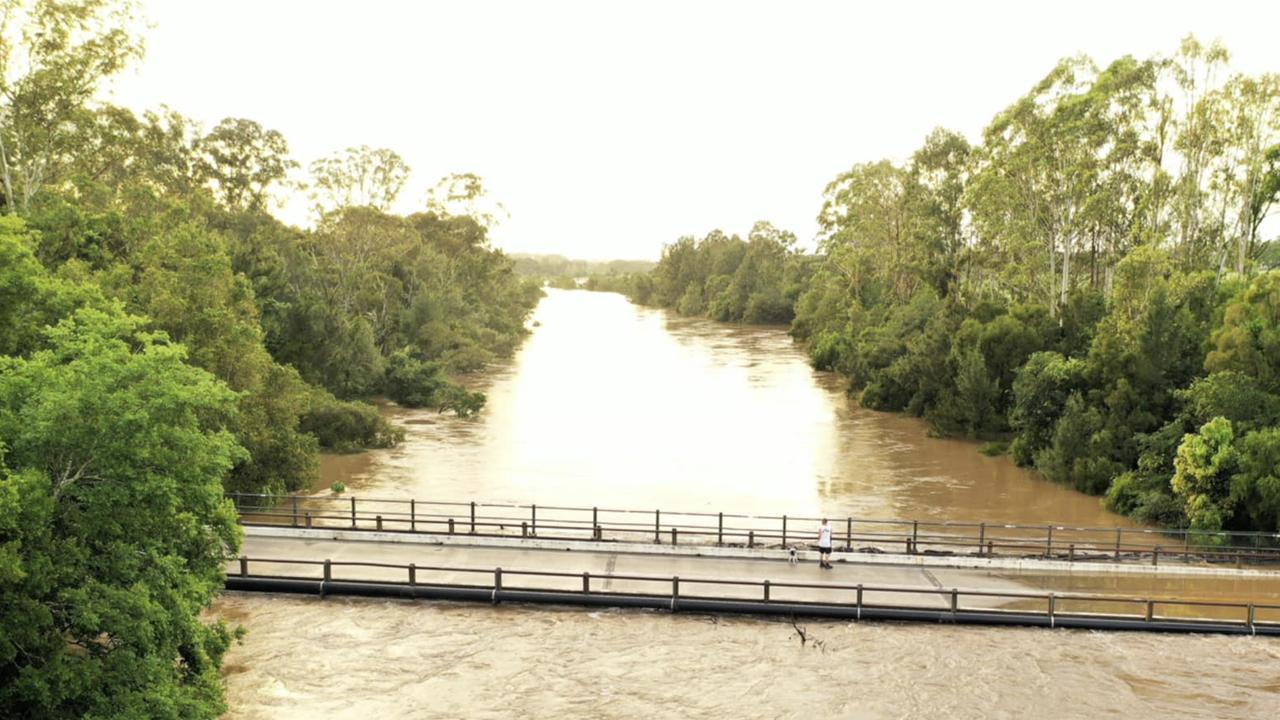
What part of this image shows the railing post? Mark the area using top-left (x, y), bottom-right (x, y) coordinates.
top-left (305, 511), bottom-right (312, 529)
top-left (448, 518), bottom-right (455, 535)
top-left (593, 524), bottom-right (601, 541)
top-left (1048, 593), bottom-right (1056, 625)
top-left (470, 501), bottom-right (476, 534)
top-left (583, 571), bottom-right (590, 594)
top-left (410, 499), bottom-right (416, 532)
top-left (911, 520), bottom-right (919, 554)
top-left (1114, 528), bottom-right (1122, 561)
top-left (654, 509), bottom-right (660, 544)
top-left (845, 517), bottom-right (853, 551)
top-left (494, 567), bottom-right (502, 603)
top-left (1145, 599), bottom-right (1154, 622)
top-left (409, 563), bottom-right (416, 586)
top-left (1045, 525), bottom-right (1053, 557)
top-left (782, 515), bottom-right (787, 547)
top-left (292, 495), bottom-right (299, 527)
top-left (323, 559), bottom-right (331, 582)
top-left (350, 496), bottom-right (357, 528)
top-left (978, 522), bottom-right (986, 554)
top-left (376, 515), bottom-right (383, 531)
top-left (1068, 544), bottom-right (1075, 562)
top-left (950, 588), bottom-right (958, 614)
top-left (748, 530), bottom-right (754, 549)
top-left (763, 579), bottom-right (770, 602)
top-left (1152, 546), bottom-right (1159, 567)
top-left (593, 506), bottom-right (598, 530)
top-left (671, 527), bottom-right (678, 546)
top-left (521, 521), bottom-right (528, 538)
top-left (531, 504), bottom-right (537, 536)
top-left (856, 584), bottom-right (863, 620)
top-left (1248, 603), bottom-right (1256, 630)
top-left (672, 576), bottom-right (679, 611)
top-left (718, 512), bottom-right (724, 547)
top-left (239, 556), bottom-right (248, 577)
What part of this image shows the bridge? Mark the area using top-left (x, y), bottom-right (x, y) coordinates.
top-left (225, 493), bottom-right (1280, 636)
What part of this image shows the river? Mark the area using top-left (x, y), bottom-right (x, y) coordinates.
top-left (315, 289), bottom-right (1140, 526)
top-left (218, 289), bottom-right (1279, 718)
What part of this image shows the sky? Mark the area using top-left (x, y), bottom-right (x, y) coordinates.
top-left (108, 0), bottom-right (1279, 261)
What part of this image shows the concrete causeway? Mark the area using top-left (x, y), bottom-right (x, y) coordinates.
top-left (232, 527), bottom-right (1280, 621)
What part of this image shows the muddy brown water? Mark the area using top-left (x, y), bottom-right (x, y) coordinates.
top-left (222, 290), bottom-right (1279, 717)
top-left (316, 289), bottom-right (1141, 528)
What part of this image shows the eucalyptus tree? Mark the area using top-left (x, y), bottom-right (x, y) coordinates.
top-left (1214, 74), bottom-right (1280, 275)
top-left (817, 159), bottom-right (922, 306)
top-left (196, 118), bottom-right (295, 212)
top-left (0, 0), bottom-right (143, 214)
top-left (906, 127), bottom-right (970, 296)
top-left (308, 145), bottom-right (410, 213)
top-left (1167, 36), bottom-right (1232, 267)
top-left (965, 56), bottom-right (1100, 318)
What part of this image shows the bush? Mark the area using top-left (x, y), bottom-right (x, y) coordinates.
top-left (301, 392), bottom-right (402, 453)
top-left (979, 441), bottom-right (1008, 456)
top-left (386, 347), bottom-right (450, 408)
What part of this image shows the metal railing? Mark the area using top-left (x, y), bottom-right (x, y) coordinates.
top-left (226, 493), bottom-right (1280, 568)
top-left (225, 555), bottom-right (1280, 635)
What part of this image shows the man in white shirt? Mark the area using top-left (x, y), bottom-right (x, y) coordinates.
top-left (817, 518), bottom-right (833, 569)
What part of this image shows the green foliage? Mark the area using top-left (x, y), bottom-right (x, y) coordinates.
top-left (1205, 272), bottom-right (1280, 393)
top-left (1172, 417), bottom-right (1239, 531)
top-left (1233, 428), bottom-right (1280, 531)
top-left (1034, 393), bottom-right (1122, 494)
top-left (638, 222), bottom-right (805, 325)
top-left (978, 441), bottom-right (1008, 456)
top-left (0, 305), bottom-right (243, 719)
top-left (300, 392), bottom-right (403, 454)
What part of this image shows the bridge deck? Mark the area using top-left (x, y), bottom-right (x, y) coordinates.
top-left (233, 531), bottom-right (1280, 621)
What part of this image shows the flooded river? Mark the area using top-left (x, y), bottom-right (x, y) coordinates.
top-left (220, 290), bottom-right (1279, 718)
top-left (317, 289), bottom-right (1139, 527)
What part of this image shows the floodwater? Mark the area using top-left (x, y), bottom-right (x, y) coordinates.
top-left (222, 290), bottom-right (1279, 718)
top-left (216, 594), bottom-right (1280, 720)
top-left (318, 289), bottom-right (1139, 528)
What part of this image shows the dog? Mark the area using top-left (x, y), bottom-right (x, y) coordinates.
top-left (787, 546), bottom-right (799, 565)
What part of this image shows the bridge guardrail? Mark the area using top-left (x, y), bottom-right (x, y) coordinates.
top-left (226, 492), bottom-right (1280, 568)
top-left (225, 554), bottom-right (1280, 635)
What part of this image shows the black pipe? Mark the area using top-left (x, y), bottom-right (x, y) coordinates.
top-left (223, 577), bottom-right (1278, 637)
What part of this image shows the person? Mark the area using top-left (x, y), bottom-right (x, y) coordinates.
top-left (817, 518), bottom-right (833, 569)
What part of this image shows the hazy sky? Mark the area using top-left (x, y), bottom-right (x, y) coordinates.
top-left (109, 1), bottom-right (1278, 260)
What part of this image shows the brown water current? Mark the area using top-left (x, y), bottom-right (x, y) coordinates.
top-left (224, 289), bottom-right (1280, 717)
top-left (318, 289), bottom-right (1140, 527)
top-left (216, 594), bottom-right (1280, 719)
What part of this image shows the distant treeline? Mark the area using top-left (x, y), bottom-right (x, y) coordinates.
top-left (511, 253), bottom-right (655, 279)
top-left (618, 37), bottom-right (1280, 537)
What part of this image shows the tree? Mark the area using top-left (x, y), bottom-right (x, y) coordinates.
top-left (425, 173), bottom-right (506, 230)
top-left (1172, 416), bottom-right (1239, 531)
top-left (196, 118), bottom-right (295, 212)
top-left (309, 145), bottom-right (410, 213)
top-left (0, 305), bottom-right (243, 718)
top-left (1205, 271), bottom-right (1280, 393)
top-left (1234, 428), bottom-right (1280, 531)
top-left (0, 0), bottom-right (144, 214)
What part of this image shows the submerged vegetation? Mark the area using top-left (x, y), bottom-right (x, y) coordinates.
top-left (629, 38), bottom-right (1280, 535)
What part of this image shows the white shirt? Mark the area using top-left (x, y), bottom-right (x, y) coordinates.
top-left (818, 524), bottom-right (832, 547)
